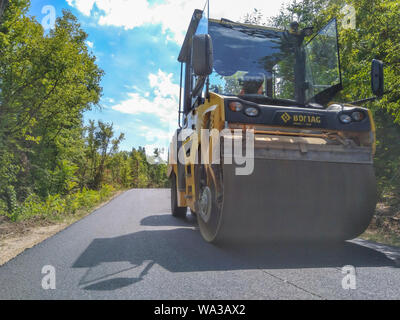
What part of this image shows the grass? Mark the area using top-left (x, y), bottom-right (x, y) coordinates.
top-left (361, 229), bottom-right (400, 247)
top-left (0, 185), bottom-right (123, 240)
top-left (360, 190), bottom-right (400, 247)
top-left (1, 185), bottom-right (117, 223)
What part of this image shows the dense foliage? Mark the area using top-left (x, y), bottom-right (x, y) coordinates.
top-left (0, 1), bottom-right (168, 221)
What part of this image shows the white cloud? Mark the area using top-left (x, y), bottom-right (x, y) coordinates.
top-left (67, 0), bottom-right (289, 44)
top-left (139, 125), bottom-right (169, 139)
top-left (111, 69), bottom-right (179, 151)
top-left (112, 92), bottom-right (176, 124)
top-left (86, 40), bottom-right (94, 48)
top-left (112, 69), bottom-right (179, 125)
top-left (103, 97), bottom-right (114, 105)
top-left (149, 70), bottom-right (180, 98)
top-left (66, 0), bottom-right (96, 16)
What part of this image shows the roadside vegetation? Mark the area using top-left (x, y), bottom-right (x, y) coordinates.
top-left (0, 1), bottom-right (168, 225)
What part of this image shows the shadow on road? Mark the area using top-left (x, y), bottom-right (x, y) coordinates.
top-left (140, 213), bottom-right (197, 227)
top-left (73, 214), bottom-right (396, 291)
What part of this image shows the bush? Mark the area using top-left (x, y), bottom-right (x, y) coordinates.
top-left (2, 185), bottom-right (116, 222)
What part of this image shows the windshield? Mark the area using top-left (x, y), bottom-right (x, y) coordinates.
top-left (304, 19), bottom-right (342, 102)
top-left (202, 18), bottom-right (342, 105)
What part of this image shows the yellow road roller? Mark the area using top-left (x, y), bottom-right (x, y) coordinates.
top-left (168, 9), bottom-right (384, 243)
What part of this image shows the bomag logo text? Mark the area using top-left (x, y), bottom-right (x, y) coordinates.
top-left (293, 114), bottom-right (321, 125)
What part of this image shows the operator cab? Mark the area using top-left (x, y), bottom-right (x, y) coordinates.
top-left (177, 9), bottom-right (383, 131)
top-left (178, 10), bottom-right (345, 120)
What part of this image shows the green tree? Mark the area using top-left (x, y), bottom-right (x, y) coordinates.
top-left (108, 151), bottom-right (132, 188)
top-left (243, 8), bottom-right (266, 25)
top-left (0, 1), bottom-right (103, 211)
top-left (131, 148), bottom-right (149, 188)
top-left (0, 0), bottom-right (178, 219)
top-left (92, 121), bottom-right (124, 190)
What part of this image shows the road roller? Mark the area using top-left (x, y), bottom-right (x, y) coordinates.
top-left (168, 9), bottom-right (384, 243)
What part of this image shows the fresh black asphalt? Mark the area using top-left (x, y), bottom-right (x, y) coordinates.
top-left (0, 189), bottom-right (399, 299)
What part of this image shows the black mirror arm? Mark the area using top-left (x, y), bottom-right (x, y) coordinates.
top-left (206, 76), bottom-right (210, 102)
top-left (192, 76), bottom-right (206, 98)
top-left (348, 91), bottom-right (390, 106)
top-left (348, 97), bottom-right (379, 106)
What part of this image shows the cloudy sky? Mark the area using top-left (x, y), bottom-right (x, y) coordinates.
top-left (29, 0), bottom-right (289, 156)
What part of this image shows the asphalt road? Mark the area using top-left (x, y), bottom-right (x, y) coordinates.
top-left (0, 189), bottom-right (399, 300)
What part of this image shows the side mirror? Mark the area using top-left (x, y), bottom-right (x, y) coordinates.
top-left (192, 34), bottom-right (213, 77)
top-left (371, 59), bottom-right (384, 97)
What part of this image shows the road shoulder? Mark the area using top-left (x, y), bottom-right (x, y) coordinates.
top-left (0, 191), bottom-right (124, 266)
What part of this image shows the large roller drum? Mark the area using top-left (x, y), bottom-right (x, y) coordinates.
top-left (196, 137), bottom-right (377, 244)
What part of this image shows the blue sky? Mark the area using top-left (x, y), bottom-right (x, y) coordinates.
top-left (28, 0), bottom-right (286, 157)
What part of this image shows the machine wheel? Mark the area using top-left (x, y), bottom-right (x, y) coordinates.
top-left (196, 164), bottom-right (224, 243)
top-left (170, 172), bottom-right (187, 218)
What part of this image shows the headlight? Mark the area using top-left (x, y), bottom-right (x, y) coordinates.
top-left (244, 107), bottom-right (259, 117)
top-left (351, 111), bottom-right (365, 122)
top-left (229, 102), bottom-right (243, 112)
top-left (339, 114), bottom-right (352, 124)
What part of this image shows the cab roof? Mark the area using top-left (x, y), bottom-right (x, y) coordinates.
top-left (178, 9), bottom-right (283, 63)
